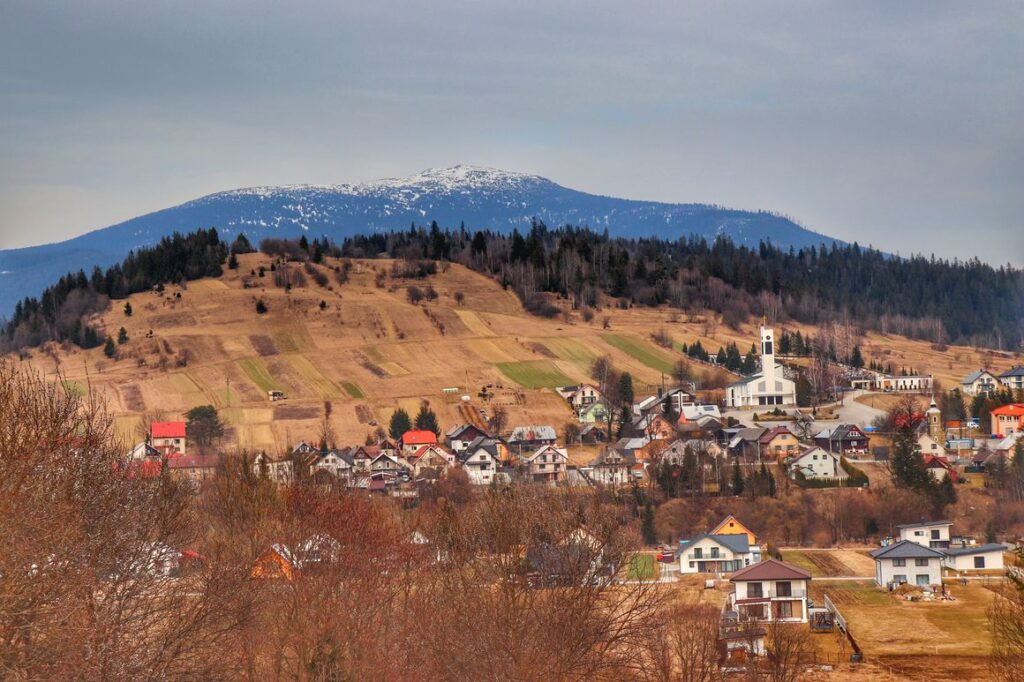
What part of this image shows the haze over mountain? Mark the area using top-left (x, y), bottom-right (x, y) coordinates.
top-left (0, 165), bottom-right (840, 317)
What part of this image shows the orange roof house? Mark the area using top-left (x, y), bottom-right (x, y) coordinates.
top-left (401, 430), bottom-right (439, 453)
top-left (991, 404), bottom-right (1024, 438)
top-left (251, 544), bottom-right (297, 581)
top-left (151, 421), bottom-right (187, 456)
top-left (152, 421), bottom-right (186, 439)
top-left (710, 515), bottom-right (758, 545)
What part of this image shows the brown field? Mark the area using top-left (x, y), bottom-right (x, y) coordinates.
top-left (20, 253), bottom-right (1019, 455)
top-left (780, 548), bottom-right (875, 577)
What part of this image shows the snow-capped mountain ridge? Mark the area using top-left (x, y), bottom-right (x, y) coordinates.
top-left (0, 165), bottom-right (840, 316)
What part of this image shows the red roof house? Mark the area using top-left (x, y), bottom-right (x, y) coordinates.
top-left (991, 404), bottom-right (1024, 438)
top-left (923, 454), bottom-right (958, 483)
top-left (152, 421), bottom-right (186, 439)
top-left (401, 430), bottom-right (438, 453)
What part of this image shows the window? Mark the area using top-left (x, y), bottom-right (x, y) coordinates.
top-left (974, 556), bottom-right (986, 569)
top-left (776, 581), bottom-right (792, 597)
top-left (893, 558), bottom-right (906, 567)
top-left (776, 601), bottom-right (793, 619)
top-left (694, 548), bottom-right (703, 559)
top-left (893, 574), bottom-right (907, 584)
top-left (915, 574), bottom-right (930, 586)
top-left (931, 530), bottom-right (940, 540)
top-left (915, 558), bottom-right (929, 567)
top-left (710, 547), bottom-right (720, 558)
top-left (914, 530), bottom-right (924, 536)
top-left (747, 582), bottom-right (763, 598)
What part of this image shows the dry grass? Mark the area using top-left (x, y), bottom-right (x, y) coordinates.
top-left (22, 253), bottom-right (1009, 454)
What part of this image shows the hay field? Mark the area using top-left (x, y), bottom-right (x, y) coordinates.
top-left (20, 252), bottom-right (1015, 455)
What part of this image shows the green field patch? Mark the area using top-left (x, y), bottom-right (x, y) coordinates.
top-left (363, 345), bottom-right (386, 362)
top-left (342, 381), bottom-right (365, 399)
top-left (61, 380), bottom-right (86, 397)
top-left (602, 334), bottom-right (677, 374)
top-left (496, 360), bottom-right (574, 389)
top-left (237, 358), bottom-right (286, 393)
top-left (627, 554), bottom-right (657, 580)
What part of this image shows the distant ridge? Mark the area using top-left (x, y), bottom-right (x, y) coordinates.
top-left (0, 165), bottom-right (840, 315)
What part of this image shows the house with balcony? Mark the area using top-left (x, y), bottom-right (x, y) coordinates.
top-left (962, 369), bottom-right (999, 397)
top-left (524, 444), bottom-right (568, 483)
top-left (676, 533), bottom-right (758, 574)
top-left (728, 559), bottom-right (811, 623)
top-left (897, 520), bottom-right (951, 549)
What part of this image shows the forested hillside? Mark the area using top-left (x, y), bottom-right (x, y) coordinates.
top-left (342, 222), bottom-right (1024, 350)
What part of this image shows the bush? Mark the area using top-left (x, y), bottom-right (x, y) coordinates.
top-left (255, 299), bottom-right (268, 314)
top-left (523, 292), bottom-right (559, 319)
top-left (407, 286), bottom-right (424, 304)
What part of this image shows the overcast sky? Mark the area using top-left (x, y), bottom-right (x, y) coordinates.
top-left (1, 1), bottom-right (1021, 264)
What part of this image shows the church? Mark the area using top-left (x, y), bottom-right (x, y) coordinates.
top-left (725, 326), bottom-right (797, 408)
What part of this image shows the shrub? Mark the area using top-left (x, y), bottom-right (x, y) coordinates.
top-left (255, 299), bottom-right (268, 314)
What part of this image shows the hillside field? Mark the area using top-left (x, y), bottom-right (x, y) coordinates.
top-left (19, 254), bottom-right (1022, 455)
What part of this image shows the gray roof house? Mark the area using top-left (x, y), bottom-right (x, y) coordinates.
top-left (869, 540), bottom-right (945, 587)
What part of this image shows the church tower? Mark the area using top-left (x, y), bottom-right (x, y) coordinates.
top-left (760, 326), bottom-right (776, 380)
top-left (926, 398), bottom-right (943, 443)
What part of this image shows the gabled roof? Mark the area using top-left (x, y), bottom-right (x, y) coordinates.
top-left (151, 421), bottom-right (186, 439)
top-left (509, 425), bottom-right (557, 443)
top-left (679, 533), bottom-right (750, 555)
top-left (758, 425), bottom-right (794, 444)
top-left (962, 369), bottom-right (994, 384)
top-left (870, 540), bottom-right (946, 560)
top-left (991, 404), bottom-right (1024, 417)
top-left (526, 444), bottom-right (567, 462)
top-left (446, 423), bottom-right (486, 439)
top-left (730, 558), bottom-right (810, 582)
top-left (999, 366), bottom-right (1024, 378)
top-left (402, 430), bottom-right (438, 445)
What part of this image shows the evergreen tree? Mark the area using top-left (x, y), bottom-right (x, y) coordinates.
top-left (849, 345), bottom-right (864, 368)
top-left (933, 473), bottom-right (957, 513)
top-left (228, 253), bottom-right (239, 269)
top-left (731, 459), bottom-right (745, 496)
top-left (185, 405), bottom-right (225, 447)
top-left (795, 373), bottom-right (812, 407)
top-left (389, 408), bottom-right (412, 440)
top-left (117, 327), bottom-right (128, 345)
top-left (103, 337), bottom-right (116, 359)
top-left (716, 347), bottom-right (727, 365)
top-left (255, 299), bottom-right (268, 314)
top-left (414, 404), bottom-right (440, 436)
top-left (741, 347), bottom-right (758, 375)
top-left (618, 372), bottom-right (634, 410)
top-left (123, 301), bottom-right (132, 317)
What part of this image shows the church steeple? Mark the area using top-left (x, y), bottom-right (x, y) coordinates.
top-left (926, 396), bottom-right (943, 443)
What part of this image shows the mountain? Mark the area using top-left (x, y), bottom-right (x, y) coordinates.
top-left (0, 165), bottom-right (839, 316)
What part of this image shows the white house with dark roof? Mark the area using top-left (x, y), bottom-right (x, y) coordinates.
top-left (787, 447), bottom-right (847, 481)
top-left (870, 540), bottom-right (944, 588)
top-left (725, 326), bottom-right (797, 408)
top-left (729, 558), bottom-right (811, 623)
top-left (962, 369), bottom-right (999, 397)
top-left (897, 520), bottom-right (952, 549)
top-left (677, 533), bottom-right (759, 574)
top-left (1000, 366), bottom-right (1024, 392)
top-left (942, 543), bottom-right (1007, 572)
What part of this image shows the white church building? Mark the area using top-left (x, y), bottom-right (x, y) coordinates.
top-left (725, 327), bottom-right (798, 409)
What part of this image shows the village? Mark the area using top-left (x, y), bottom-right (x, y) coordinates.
top-left (122, 323), bottom-right (1024, 677)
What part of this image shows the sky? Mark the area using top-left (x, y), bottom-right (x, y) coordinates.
top-left (1, 1), bottom-right (1022, 264)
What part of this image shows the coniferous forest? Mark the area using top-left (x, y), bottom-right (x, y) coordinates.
top-left (2, 223), bottom-right (1022, 352)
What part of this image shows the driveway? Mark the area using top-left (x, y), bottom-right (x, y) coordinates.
top-left (722, 389), bottom-right (886, 431)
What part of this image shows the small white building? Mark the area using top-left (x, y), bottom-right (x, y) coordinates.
top-left (725, 327), bottom-right (797, 408)
top-left (677, 533), bottom-right (758, 574)
top-left (942, 544), bottom-right (1007, 572)
top-left (729, 559), bottom-right (811, 623)
top-left (870, 540), bottom-right (944, 588)
top-left (459, 440), bottom-right (501, 485)
top-left (787, 447), bottom-right (847, 481)
top-left (897, 520), bottom-right (952, 549)
top-left (253, 452), bottom-right (295, 485)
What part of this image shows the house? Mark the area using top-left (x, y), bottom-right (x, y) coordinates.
top-left (725, 326), bottom-right (797, 408)
top-left (659, 439), bottom-right (724, 465)
top-left (917, 433), bottom-right (947, 460)
top-left (401, 430), bottom-right (439, 454)
top-left (757, 426), bottom-right (800, 460)
top-left (524, 444), bottom-right (568, 483)
top-left (962, 369), bottom-right (999, 397)
top-left (728, 427), bottom-right (768, 458)
top-left (127, 442), bottom-right (161, 461)
top-left (525, 527), bottom-right (609, 586)
top-left (578, 400), bottom-right (610, 424)
top-left (579, 424), bottom-right (608, 444)
top-left (408, 445), bottom-right (455, 478)
top-left (586, 448), bottom-right (636, 486)
top-left (870, 540), bottom-right (944, 588)
top-left (729, 559), bottom-right (811, 623)
top-left (787, 447), bottom-right (847, 481)
top-left (166, 453), bottom-right (219, 483)
top-left (679, 403), bottom-right (722, 423)
top-left (999, 366), bottom-right (1024, 392)
top-left (923, 454), bottom-right (958, 483)
top-left (445, 423), bottom-right (488, 453)
top-left (251, 544), bottom-right (298, 580)
top-left (897, 520), bottom-right (952, 549)
top-left (710, 515), bottom-right (759, 546)
top-left (459, 438), bottom-right (501, 485)
top-left (677, 533), bottom-right (758, 574)
top-left (872, 374), bottom-right (933, 392)
top-left (309, 449), bottom-right (354, 480)
top-left (628, 413), bottom-right (677, 441)
top-left (991, 404), bottom-right (1024, 438)
top-left (813, 424), bottom-right (870, 456)
top-left (561, 384), bottom-right (604, 412)
top-left (508, 425), bottom-right (557, 451)
top-left (942, 543), bottom-right (1007, 572)
top-left (370, 452), bottom-right (404, 474)
top-left (151, 421), bottom-right (187, 456)
top-left (292, 441), bottom-right (318, 456)
top-left (252, 452), bottom-right (295, 485)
